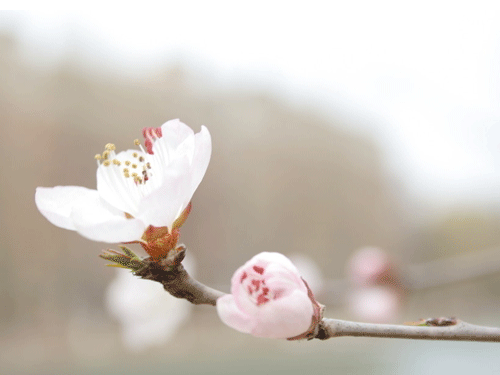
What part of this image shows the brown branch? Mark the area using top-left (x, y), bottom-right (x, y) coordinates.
top-left (134, 251), bottom-right (225, 306)
top-left (132, 248), bottom-right (500, 343)
top-left (315, 319), bottom-right (500, 342)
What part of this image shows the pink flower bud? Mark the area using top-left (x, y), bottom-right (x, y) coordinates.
top-left (216, 252), bottom-right (322, 339)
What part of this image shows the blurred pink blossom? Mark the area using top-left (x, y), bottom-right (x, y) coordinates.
top-left (347, 247), bottom-right (393, 286)
top-left (217, 252), bottom-right (320, 339)
top-left (348, 286), bottom-right (401, 323)
top-left (347, 247), bottom-right (406, 323)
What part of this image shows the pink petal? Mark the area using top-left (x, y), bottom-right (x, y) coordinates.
top-left (35, 186), bottom-right (97, 230)
top-left (70, 194), bottom-right (145, 243)
top-left (252, 289), bottom-right (314, 339)
top-left (264, 262), bottom-right (306, 291)
top-left (252, 252), bottom-right (301, 274)
top-left (216, 295), bottom-right (256, 334)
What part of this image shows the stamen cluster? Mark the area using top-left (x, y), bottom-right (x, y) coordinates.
top-left (94, 142), bottom-right (153, 185)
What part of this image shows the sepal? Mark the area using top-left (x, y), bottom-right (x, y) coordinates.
top-left (100, 246), bottom-right (146, 272)
top-left (171, 202), bottom-right (192, 230)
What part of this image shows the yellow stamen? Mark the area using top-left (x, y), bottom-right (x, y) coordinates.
top-left (103, 160), bottom-right (111, 166)
top-left (94, 154), bottom-right (102, 160)
top-left (132, 164), bottom-right (137, 169)
top-left (134, 139), bottom-right (140, 146)
top-left (132, 152), bottom-right (138, 158)
top-left (125, 161), bottom-right (131, 166)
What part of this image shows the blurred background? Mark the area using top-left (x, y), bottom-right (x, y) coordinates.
top-left (1, 4), bottom-right (500, 374)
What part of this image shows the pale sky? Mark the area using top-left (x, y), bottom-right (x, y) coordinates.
top-left (1, 3), bottom-right (500, 213)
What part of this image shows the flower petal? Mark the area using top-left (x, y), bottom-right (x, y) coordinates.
top-left (264, 262), bottom-right (306, 291)
top-left (252, 252), bottom-right (300, 273)
top-left (189, 125), bottom-right (212, 196)
top-left (35, 186), bottom-right (97, 230)
top-left (252, 289), bottom-right (314, 338)
top-left (137, 157), bottom-right (193, 228)
top-left (216, 295), bottom-right (256, 334)
top-left (96, 149), bottom-right (146, 216)
top-left (70, 193), bottom-right (145, 243)
top-left (159, 119), bottom-right (194, 152)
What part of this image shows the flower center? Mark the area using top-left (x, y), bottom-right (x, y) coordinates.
top-left (94, 140), bottom-right (152, 186)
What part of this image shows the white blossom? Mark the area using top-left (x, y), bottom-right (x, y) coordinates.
top-left (35, 119), bottom-right (211, 243)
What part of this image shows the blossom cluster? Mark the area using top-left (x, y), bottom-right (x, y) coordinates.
top-left (35, 119), bottom-right (321, 341)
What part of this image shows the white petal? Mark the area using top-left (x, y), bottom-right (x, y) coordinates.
top-left (189, 125), bottom-right (212, 196)
top-left (70, 193), bottom-right (145, 243)
top-left (252, 289), bottom-right (313, 339)
top-left (171, 132), bottom-right (195, 163)
top-left (216, 295), bottom-right (256, 334)
top-left (96, 150), bottom-right (146, 215)
top-left (137, 157), bottom-right (192, 228)
top-left (35, 186), bottom-right (97, 230)
top-left (159, 119), bottom-right (194, 152)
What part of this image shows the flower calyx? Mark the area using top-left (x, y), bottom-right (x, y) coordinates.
top-left (138, 226), bottom-right (180, 261)
top-left (100, 245), bottom-right (146, 272)
top-left (127, 202), bottom-right (192, 261)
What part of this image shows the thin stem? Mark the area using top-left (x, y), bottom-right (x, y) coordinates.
top-left (316, 319), bottom-right (500, 342)
top-left (134, 255), bottom-right (225, 305)
top-left (135, 249), bottom-right (500, 343)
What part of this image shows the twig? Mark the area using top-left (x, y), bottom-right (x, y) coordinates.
top-left (315, 319), bottom-right (500, 342)
top-left (135, 256), bottom-right (225, 306)
top-left (132, 249), bottom-right (500, 343)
